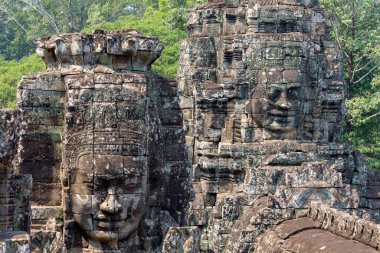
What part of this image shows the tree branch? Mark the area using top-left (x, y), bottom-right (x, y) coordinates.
top-left (354, 56), bottom-right (380, 73)
top-left (353, 62), bottom-right (380, 84)
top-left (354, 53), bottom-right (372, 64)
top-left (332, 19), bottom-right (351, 61)
top-left (7, 15), bottom-right (28, 34)
top-left (18, 0), bottom-right (60, 34)
top-left (363, 111), bottom-right (380, 122)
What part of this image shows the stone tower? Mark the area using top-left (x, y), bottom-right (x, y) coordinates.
top-left (1, 30), bottom-right (193, 252)
top-left (176, 0), bottom-right (380, 252)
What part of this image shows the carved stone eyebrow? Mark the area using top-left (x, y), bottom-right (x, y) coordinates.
top-left (267, 84), bottom-right (287, 89)
top-left (287, 83), bottom-right (302, 88)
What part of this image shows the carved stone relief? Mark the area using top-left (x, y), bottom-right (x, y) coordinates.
top-left (177, 0), bottom-right (379, 252)
top-left (0, 30), bottom-right (192, 252)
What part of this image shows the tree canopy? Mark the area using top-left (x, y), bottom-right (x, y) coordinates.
top-left (0, 55), bottom-right (45, 108)
top-left (321, 0), bottom-right (380, 169)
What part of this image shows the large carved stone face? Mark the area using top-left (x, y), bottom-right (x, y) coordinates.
top-left (71, 154), bottom-right (147, 243)
top-left (251, 69), bottom-right (304, 138)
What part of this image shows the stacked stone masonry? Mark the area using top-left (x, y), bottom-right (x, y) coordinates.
top-left (0, 0), bottom-right (379, 252)
top-left (0, 111), bottom-right (32, 252)
top-left (1, 30), bottom-right (192, 252)
top-left (176, 0), bottom-right (380, 252)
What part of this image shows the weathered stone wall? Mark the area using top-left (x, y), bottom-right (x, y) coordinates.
top-left (0, 110), bottom-right (16, 174)
top-left (0, 110), bottom-right (17, 232)
top-left (0, 232), bottom-right (31, 253)
top-left (5, 30), bottom-right (193, 252)
top-left (0, 110), bottom-right (32, 232)
top-left (16, 73), bottom-right (65, 220)
top-left (364, 162), bottom-right (380, 218)
top-left (0, 109), bottom-right (32, 252)
top-left (177, 0), bottom-right (379, 252)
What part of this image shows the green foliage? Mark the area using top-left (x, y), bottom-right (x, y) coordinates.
top-left (86, 0), bottom-right (147, 26)
top-left (347, 117), bottom-right (380, 169)
top-left (0, 0), bottom-right (149, 60)
top-left (321, 0), bottom-right (380, 169)
top-left (154, 0), bottom-right (207, 29)
top-left (0, 0), bottom-right (205, 76)
top-left (346, 71), bottom-right (380, 169)
top-left (0, 55), bottom-right (45, 108)
top-left (321, 0), bottom-right (380, 92)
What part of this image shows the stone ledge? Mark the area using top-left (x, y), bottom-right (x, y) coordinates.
top-left (256, 218), bottom-right (379, 253)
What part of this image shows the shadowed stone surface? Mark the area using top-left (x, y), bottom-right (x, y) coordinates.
top-left (0, 111), bottom-right (32, 253)
top-left (0, 232), bottom-right (30, 253)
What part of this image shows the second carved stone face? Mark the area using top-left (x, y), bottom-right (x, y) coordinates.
top-left (71, 154), bottom-right (147, 243)
top-left (251, 69), bottom-right (304, 138)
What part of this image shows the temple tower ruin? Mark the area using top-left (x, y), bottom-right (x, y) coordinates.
top-left (176, 0), bottom-right (380, 252)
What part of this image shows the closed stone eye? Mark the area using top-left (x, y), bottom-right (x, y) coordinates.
top-left (268, 88), bottom-right (281, 100)
top-left (287, 88), bottom-right (300, 100)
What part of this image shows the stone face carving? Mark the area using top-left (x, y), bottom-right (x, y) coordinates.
top-left (54, 31), bottom-right (191, 252)
top-left (177, 0), bottom-right (379, 252)
top-left (61, 62), bottom-right (153, 250)
top-left (180, 0), bottom-right (347, 142)
top-left (70, 154), bottom-right (147, 243)
top-left (0, 30), bottom-right (192, 252)
top-left (250, 70), bottom-right (303, 138)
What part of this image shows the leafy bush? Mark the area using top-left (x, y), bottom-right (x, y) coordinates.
top-left (0, 55), bottom-right (45, 108)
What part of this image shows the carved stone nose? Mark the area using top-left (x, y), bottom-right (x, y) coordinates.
top-left (276, 91), bottom-right (290, 108)
top-left (99, 187), bottom-right (122, 214)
